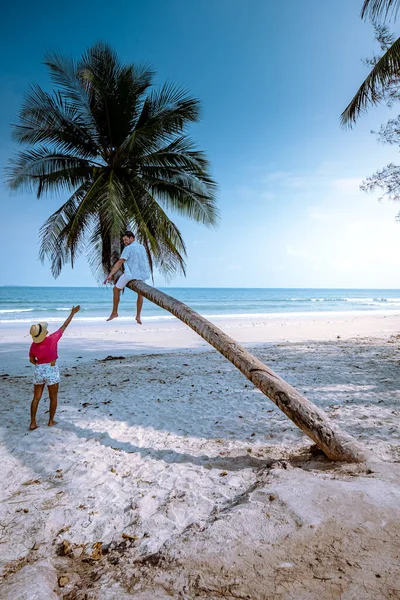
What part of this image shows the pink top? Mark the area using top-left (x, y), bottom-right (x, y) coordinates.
top-left (29, 329), bottom-right (63, 364)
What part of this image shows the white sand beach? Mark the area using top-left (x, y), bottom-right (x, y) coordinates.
top-left (1, 313), bottom-right (400, 599)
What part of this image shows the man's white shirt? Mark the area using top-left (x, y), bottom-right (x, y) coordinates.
top-left (120, 241), bottom-right (151, 280)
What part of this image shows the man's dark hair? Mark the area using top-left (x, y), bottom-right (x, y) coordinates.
top-left (123, 231), bottom-right (135, 239)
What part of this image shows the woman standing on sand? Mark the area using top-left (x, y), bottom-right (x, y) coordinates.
top-left (28, 306), bottom-right (80, 430)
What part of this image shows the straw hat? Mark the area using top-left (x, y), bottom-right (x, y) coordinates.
top-left (30, 322), bottom-right (48, 343)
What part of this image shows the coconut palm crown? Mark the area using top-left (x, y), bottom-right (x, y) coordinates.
top-left (7, 43), bottom-right (218, 280)
top-left (341, 0), bottom-right (400, 126)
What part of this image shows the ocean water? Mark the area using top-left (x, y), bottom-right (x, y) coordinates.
top-left (1, 287), bottom-right (400, 325)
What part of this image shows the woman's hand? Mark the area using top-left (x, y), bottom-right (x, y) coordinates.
top-left (71, 305), bottom-right (81, 315)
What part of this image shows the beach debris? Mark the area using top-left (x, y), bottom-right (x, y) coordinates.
top-left (100, 543), bottom-right (111, 554)
top-left (22, 479), bottom-right (40, 486)
top-left (278, 562), bottom-right (294, 569)
top-left (220, 471), bottom-right (228, 477)
top-left (121, 533), bottom-right (138, 542)
top-left (101, 355), bottom-right (126, 361)
top-left (90, 542), bottom-right (105, 560)
top-left (58, 575), bottom-right (69, 587)
top-left (71, 546), bottom-right (84, 559)
top-left (57, 540), bottom-right (72, 556)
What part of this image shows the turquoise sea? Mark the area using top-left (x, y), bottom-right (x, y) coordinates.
top-left (2, 287), bottom-right (400, 325)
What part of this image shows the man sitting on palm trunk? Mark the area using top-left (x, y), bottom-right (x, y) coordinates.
top-left (104, 231), bottom-right (151, 324)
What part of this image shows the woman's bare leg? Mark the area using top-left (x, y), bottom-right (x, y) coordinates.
top-left (30, 384), bottom-right (45, 430)
top-left (48, 383), bottom-right (59, 426)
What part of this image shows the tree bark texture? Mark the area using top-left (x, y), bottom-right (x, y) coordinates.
top-left (110, 236), bottom-right (122, 269)
top-left (127, 280), bottom-right (370, 463)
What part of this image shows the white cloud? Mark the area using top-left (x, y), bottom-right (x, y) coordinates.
top-left (308, 209), bottom-right (331, 222)
top-left (263, 168), bottom-right (364, 197)
top-left (331, 178), bottom-right (363, 195)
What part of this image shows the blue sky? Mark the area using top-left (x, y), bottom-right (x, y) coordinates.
top-left (1, 0), bottom-right (400, 287)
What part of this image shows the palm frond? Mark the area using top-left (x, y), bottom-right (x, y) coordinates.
top-left (147, 82), bottom-right (200, 123)
top-left (44, 50), bottom-right (92, 114)
top-left (78, 43), bottom-right (154, 150)
top-left (64, 171), bottom-right (107, 250)
top-left (12, 84), bottom-right (101, 158)
top-left (361, 0), bottom-right (400, 22)
top-left (98, 171), bottom-right (128, 236)
top-left (39, 184), bottom-right (90, 276)
top-left (6, 147), bottom-right (96, 196)
top-left (86, 220), bottom-right (111, 281)
top-left (122, 84), bottom-right (200, 158)
top-left (140, 170), bottom-right (218, 226)
top-left (124, 180), bottom-right (187, 277)
top-left (142, 136), bottom-right (211, 174)
top-left (341, 35), bottom-right (400, 126)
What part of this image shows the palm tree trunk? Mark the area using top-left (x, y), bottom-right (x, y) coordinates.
top-left (108, 235), bottom-right (124, 282)
top-left (127, 280), bottom-right (369, 463)
top-left (110, 235), bottom-right (122, 268)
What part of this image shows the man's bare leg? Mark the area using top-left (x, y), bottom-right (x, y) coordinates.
top-left (136, 294), bottom-right (144, 324)
top-left (48, 383), bottom-right (59, 426)
top-left (107, 286), bottom-right (121, 321)
top-left (30, 384), bottom-right (45, 430)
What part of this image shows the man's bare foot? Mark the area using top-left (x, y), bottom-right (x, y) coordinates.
top-left (48, 420), bottom-right (58, 427)
top-left (106, 313), bottom-right (118, 322)
top-left (29, 423), bottom-right (38, 431)
top-left (135, 316), bottom-right (142, 325)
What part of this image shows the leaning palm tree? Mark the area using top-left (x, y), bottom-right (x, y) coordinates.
top-left (342, 0), bottom-right (400, 125)
top-left (7, 44), bottom-right (367, 462)
top-left (7, 43), bottom-right (218, 279)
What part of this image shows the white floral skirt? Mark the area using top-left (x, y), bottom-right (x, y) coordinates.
top-left (33, 364), bottom-right (60, 386)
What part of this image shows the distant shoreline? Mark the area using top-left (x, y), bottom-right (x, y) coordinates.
top-left (3, 286), bottom-right (400, 325)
